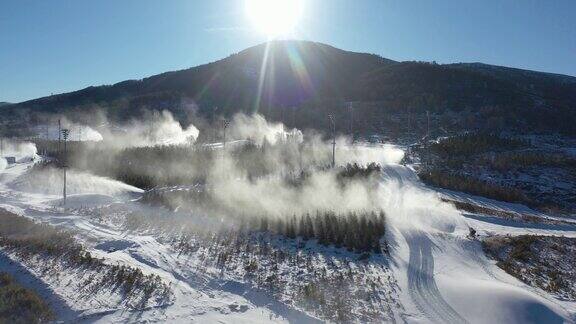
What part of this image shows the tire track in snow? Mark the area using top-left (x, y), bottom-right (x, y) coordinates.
top-left (404, 230), bottom-right (467, 324)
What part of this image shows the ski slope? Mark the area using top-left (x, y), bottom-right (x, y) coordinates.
top-left (403, 230), bottom-right (466, 323)
top-left (0, 147), bottom-right (575, 323)
top-left (0, 162), bottom-right (301, 323)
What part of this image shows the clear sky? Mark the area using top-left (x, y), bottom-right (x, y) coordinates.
top-left (1, 0), bottom-right (575, 103)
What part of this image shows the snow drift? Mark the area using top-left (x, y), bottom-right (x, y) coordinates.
top-left (9, 167), bottom-right (143, 197)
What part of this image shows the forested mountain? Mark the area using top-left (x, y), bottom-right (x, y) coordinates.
top-left (3, 40), bottom-right (575, 135)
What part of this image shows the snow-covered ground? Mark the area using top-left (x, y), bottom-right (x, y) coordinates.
top-left (0, 162), bottom-right (306, 323)
top-left (0, 146), bottom-right (575, 323)
top-left (380, 164), bottom-right (576, 323)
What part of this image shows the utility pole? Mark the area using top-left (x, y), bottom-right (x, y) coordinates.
top-left (0, 137), bottom-right (3, 157)
top-left (299, 142), bottom-right (304, 174)
top-left (426, 111), bottom-right (430, 167)
top-left (61, 129), bottom-right (70, 206)
top-left (427, 110), bottom-right (430, 139)
top-left (407, 106), bottom-right (412, 136)
top-left (58, 119), bottom-right (62, 153)
top-left (44, 125), bottom-right (49, 156)
top-left (328, 114), bottom-right (336, 168)
top-left (212, 106), bottom-right (219, 143)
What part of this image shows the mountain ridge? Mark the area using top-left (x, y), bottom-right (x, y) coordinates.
top-left (4, 40), bottom-right (576, 135)
top-left (12, 41), bottom-right (576, 107)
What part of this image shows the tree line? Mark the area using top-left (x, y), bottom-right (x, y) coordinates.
top-left (256, 211), bottom-right (387, 254)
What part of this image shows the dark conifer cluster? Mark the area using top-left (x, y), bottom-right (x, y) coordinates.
top-left (337, 162), bottom-right (381, 180)
top-left (489, 152), bottom-right (576, 171)
top-left (431, 133), bottom-right (527, 157)
top-left (420, 170), bottom-right (528, 204)
top-left (259, 211), bottom-right (386, 253)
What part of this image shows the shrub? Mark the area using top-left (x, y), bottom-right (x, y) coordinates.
top-left (0, 272), bottom-right (54, 324)
top-left (483, 235), bottom-right (576, 300)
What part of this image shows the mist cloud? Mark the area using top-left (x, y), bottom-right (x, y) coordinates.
top-left (0, 139), bottom-right (38, 162)
top-left (98, 110), bottom-right (199, 148)
top-left (16, 112), bottom-right (461, 234)
top-left (228, 113), bottom-right (303, 145)
top-left (10, 166), bottom-right (143, 197)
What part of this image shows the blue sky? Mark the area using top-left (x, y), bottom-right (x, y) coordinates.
top-left (1, 0), bottom-right (575, 103)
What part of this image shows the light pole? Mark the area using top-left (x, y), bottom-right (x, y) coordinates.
top-left (58, 119), bottom-right (61, 153)
top-left (328, 114), bottom-right (336, 168)
top-left (61, 128), bottom-right (70, 206)
top-left (222, 119), bottom-right (230, 148)
top-left (212, 106), bottom-right (219, 143)
top-left (43, 125), bottom-right (49, 156)
top-left (426, 110), bottom-right (430, 167)
top-left (348, 102), bottom-right (354, 139)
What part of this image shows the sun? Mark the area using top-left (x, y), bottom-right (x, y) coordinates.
top-left (245, 0), bottom-right (303, 37)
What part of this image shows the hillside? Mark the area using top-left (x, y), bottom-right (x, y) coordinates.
top-left (1, 142), bottom-right (575, 323)
top-left (4, 40), bottom-right (576, 135)
top-left (4, 41), bottom-right (390, 120)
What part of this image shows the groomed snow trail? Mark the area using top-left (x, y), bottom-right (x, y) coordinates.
top-left (380, 164), bottom-right (468, 323)
top-left (382, 162), bottom-right (574, 324)
top-left (403, 231), bottom-right (467, 324)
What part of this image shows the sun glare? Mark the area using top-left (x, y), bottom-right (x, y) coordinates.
top-left (245, 0), bottom-right (303, 37)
